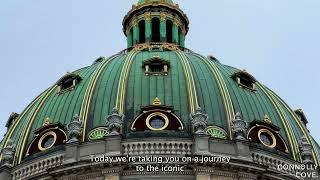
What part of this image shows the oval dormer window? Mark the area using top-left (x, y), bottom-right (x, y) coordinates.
top-left (231, 71), bottom-right (257, 91)
top-left (56, 73), bottom-right (82, 94)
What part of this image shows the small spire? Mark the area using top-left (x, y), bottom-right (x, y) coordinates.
top-left (153, 97), bottom-right (162, 105)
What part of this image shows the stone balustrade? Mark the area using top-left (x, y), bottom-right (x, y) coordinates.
top-left (122, 140), bottom-right (193, 155)
top-left (12, 154), bottom-right (64, 180)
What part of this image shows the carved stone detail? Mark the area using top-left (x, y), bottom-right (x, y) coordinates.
top-left (106, 108), bottom-right (124, 136)
top-left (190, 107), bottom-right (208, 134)
top-left (1, 139), bottom-right (15, 167)
top-left (232, 112), bottom-right (248, 141)
top-left (299, 136), bottom-right (313, 164)
top-left (67, 114), bottom-right (82, 143)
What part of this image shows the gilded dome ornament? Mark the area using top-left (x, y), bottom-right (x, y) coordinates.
top-left (263, 114), bottom-right (272, 124)
top-left (153, 97), bottom-right (162, 105)
top-left (43, 117), bottom-right (51, 127)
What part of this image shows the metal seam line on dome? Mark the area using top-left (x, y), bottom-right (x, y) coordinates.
top-left (267, 88), bottom-right (320, 166)
top-left (257, 83), bottom-right (299, 161)
top-left (265, 87), bottom-right (304, 162)
top-left (176, 50), bottom-right (199, 112)
top-left (0, 89), bottom-right (50, 164)
top-left (17, 86), bottom-right (57, 164)
top-left (192, 54), bottom-right (231, 133)
top-left (192, 53), bottom-right (234, 139)
top-left (115, 50), bottom-right (139, 113)
top-left (119, 51), bottom-right (139, 113)
top-left (174, 51), bottom-right (195, 113)
top-left (258, 83), bottom-right (299, 161)
top-left (80, 54), bottom-right (122, 142)
top-left (175, 50), bottom-right (199, 113)
top-left (272, 94), bottom-right (302, 162)
top-left (80, 55), bottom-right (120, 141)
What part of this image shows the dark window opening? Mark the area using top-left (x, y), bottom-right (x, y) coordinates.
top-left (166, 20), bottom-right (173, 43)
top-left (152, 18), bottom-right (160, 42)
top-left (143, 58), bottom-right (170, 75)
top-left (139, 20), bottom-right (146, 43)
top-left (56, 73), bottom-right (82, 93)
top-left (149, 63), bottom-right (164, 73)
top-left (60, 79), bottom-right (75, 91)
top-left (232, 71), bottom-right (257, 91)
top-left (239, 77), bottom-right (255, 89)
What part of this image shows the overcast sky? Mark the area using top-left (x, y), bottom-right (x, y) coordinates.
top-left (0, 0), bottom-right (319, 144)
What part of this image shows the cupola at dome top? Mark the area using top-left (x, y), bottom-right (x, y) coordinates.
top-left (123, 0), bottom-right (189, 49)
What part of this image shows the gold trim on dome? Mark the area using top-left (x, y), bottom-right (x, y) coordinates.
top-left (144, 12), bottom-right (151, 21)
top-left (258, 128), bottom-right (277, 148)
top-left (146, 112), bottom-right (169, 131)
top-left (38, 131), bottom-right (57, 151)
top-left (133, 42), bottom-right (179, 51)
top-left (160, 12), bottom-right (167, 21)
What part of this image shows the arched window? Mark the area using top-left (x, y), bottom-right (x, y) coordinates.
top-left (139, 20), bottom-right (146, 43)
top-left (166, 20), bottom-right (173, 43)
top-left (151, 18), bottom-right (160, 42)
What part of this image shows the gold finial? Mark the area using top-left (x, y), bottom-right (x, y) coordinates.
top-left (153, 97), bottom-right (161, 105)
top-left (43, 117), bottom-right (51, 126)
top-left (263, 114), bottom-right (272, 124)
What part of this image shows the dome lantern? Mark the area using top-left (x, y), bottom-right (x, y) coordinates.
top-left (123, 0), bottom-right (189, 48)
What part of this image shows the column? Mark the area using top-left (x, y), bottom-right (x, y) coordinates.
top-left (145, 20), bottom-right (151, 42)
top-left (179, 30), bottom-right (185, 48)
top-left (173, 22), bottom-right (179, 44)
top-left (133, 22), bottom-right (139, 45)
top-left (145, 13), bottom-right (152, 42)
top-left (160, 13), bottom-right (167, 42)
top-left (127, 30), bottom-right (133, 47)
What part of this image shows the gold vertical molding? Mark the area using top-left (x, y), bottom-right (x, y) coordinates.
top-left (80, 54), bottom-right (121, 142)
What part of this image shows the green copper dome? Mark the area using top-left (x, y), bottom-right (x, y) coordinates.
top-left (1, 0), bottom-right (319, 169)
top-left (138, 0), bottom-right (174, 5)
top-left (1, 48), bottom-right (320, 165)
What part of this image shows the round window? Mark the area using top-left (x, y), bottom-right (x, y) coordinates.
top-left (38, 131), bottom-right (57, 151)
top-left (258, 129), bottom-right (276, 148)
top-left (146, 112), bottom-right (169, 131)
top-left (150, 116), bottom-right (165, 129)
